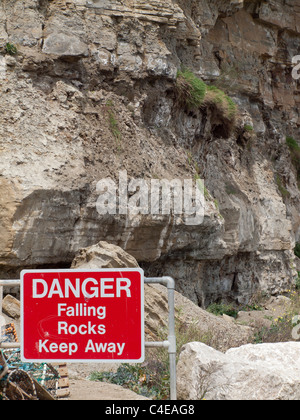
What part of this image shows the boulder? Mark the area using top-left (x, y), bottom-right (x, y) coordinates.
top-left (71, 241), bottom-right (139, 269)
top-left (177, 341), bottom-right (300, 400)
top-left (2, 294), bottom-right (20, 319)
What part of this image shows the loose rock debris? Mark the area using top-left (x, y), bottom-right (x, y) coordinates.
top-left (0, 323), bottom-right (69, 400)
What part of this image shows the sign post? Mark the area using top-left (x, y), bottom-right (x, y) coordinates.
top-left (21, 269), bottom-right (144, 363)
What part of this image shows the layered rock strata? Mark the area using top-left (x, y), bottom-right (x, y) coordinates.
top-left (0, 0), bottom-right (299, 305)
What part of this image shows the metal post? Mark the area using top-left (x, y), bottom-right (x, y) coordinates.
top-left (145, 277), bottom-right (177, 401)
top-left (0, 342), bottom-right (21, 349)
top-left (0, 284), bottom-right (2, 315)
top-left (0, 280), bottom-right (20, 287)
top-left (166, 277), bottom-right (177, 401)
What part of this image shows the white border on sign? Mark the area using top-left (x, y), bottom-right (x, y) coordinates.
top-left (20, 268), bottom-right (145, 364)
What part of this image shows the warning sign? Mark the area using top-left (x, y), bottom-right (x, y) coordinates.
top-left (21, 269), bottom-right (144, 363)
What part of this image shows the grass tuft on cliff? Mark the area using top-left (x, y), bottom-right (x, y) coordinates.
top-left (286, 136), bottom-right (300, 185)
top-left (175, 69), bottom-right (237, 123)
top-left (176, 69), bottom-right (207, 109)
top-left (4, 42), bottom-right (17, 55)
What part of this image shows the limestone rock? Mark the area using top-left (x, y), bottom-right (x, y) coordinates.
top-left (71, 241), bottom-right (139, 269)
top-left (43, 33), bottom-right (89, 57)
top-left (2, 294), bottom-right (20, 319)
top-left (177, 342), bottom-right (300, 400)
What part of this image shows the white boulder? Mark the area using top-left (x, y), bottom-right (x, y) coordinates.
top-left (177, 341), bottom-right (300, 400)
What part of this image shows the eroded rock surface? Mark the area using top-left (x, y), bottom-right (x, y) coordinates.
top-left (0, 0), bottom-right (299, 305)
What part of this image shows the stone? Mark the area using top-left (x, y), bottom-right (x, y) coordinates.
top-left (71, 241), bottom-right (139, 269)
top-left (2, 295), bottom-right (20, 319)
top-left (43, 33), bottom-right (88, 57)
top-left (177, 342), bottom-right (300, 400)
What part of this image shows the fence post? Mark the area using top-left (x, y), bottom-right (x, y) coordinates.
top-left (165, 277), bottom-right (177, 401)
top-left (145, 276), bottom-right (177, 401)
top-left (0, 284), bottom-right (2, 315)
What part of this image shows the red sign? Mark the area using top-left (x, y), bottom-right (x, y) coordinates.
top-left (21, 269), bottom-right (144, 363)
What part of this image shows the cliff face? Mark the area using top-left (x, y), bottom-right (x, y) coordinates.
top-left (0, 0), bottom-right (299, 306)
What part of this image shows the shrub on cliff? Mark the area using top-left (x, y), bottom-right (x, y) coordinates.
top-left (4, 42), bottom-right (17, 55)
top-left (175, 69), bottom-right (237, 124)
top-left (176, 69), bottom-right (206, 109)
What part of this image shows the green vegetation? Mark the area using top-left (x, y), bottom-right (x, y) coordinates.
top-left (207, 303), bottom-right (239, 319)
top-left (286, 136), bottom-right (300, 185)
top-left (176, 68), bottom-right (237, 123)
top-left (296, 271), bottom-right (300, 291)
top-left (105, 100), bottom-right (122, 151)
top-left (207, 288), bottom-right (300, 346)
top-left (253, 288), bottom-right (300, 344)
top-left (176, 69), bottom-right (207, 109)
top-left (295, 242), bottom-right (300, 259)
top-left (244, 124), bottom-right (254, 132)
top-left (90, 363), bottom-right (167, 399)
top-left (275, 174), bottom-right (290, 198)
top-left (286, 136), bottom-right (300, 152)
top-left (4, 42), bottom-right (17, 55)
top-left (205, 84), bottom-right (237, 120)
top-left (90, 315), bottom-right (214, 400)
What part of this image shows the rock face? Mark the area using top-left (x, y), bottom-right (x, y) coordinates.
top-left (0, 0), bottom-right (299, 306)
top-left (177, 341), bottom-right (300, 400)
